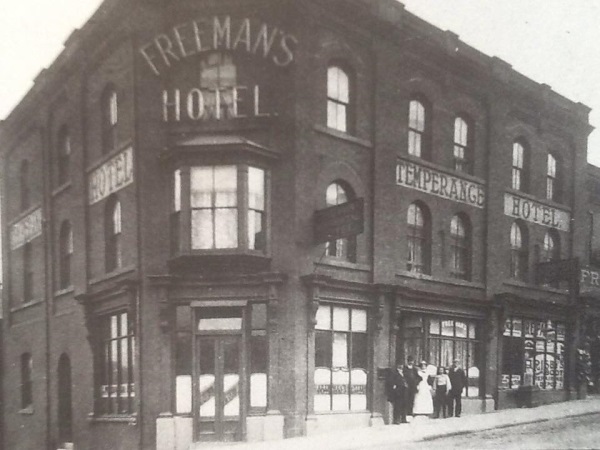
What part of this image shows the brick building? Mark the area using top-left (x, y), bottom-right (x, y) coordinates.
top-left (0, 0), bottom-right (594, 449)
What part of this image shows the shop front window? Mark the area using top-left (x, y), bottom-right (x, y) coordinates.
top-left (501, 317), bottom-right (565, 390)
top-left (314, 305), bottom-right (368, 411)
top-left (400, 314), bottom-right (480, 397)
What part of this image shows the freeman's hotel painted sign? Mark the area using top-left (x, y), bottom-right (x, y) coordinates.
top-left (396, 159), bottom-right (485, 208)
top-left (503, 193), bottom-right (570, 232)
top-left (11, 208), bottom-right (42, 250)
top-left (88, 147), bottom-right (134, 205)
top-left (139, 16), bottom-right (298, 76)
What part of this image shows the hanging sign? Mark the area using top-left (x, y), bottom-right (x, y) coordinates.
top-left (314, 198), bottom-right (364, 244)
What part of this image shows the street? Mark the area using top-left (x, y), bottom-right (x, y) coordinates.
top-left (374, 413), bottom-right (600, 449)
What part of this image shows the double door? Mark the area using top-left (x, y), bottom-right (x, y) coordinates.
top-left (196, 335), bottom-right (242, 441)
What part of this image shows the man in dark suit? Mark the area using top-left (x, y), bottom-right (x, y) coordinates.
top-left (448, 358), bottom-right (467, 417)
top-left (403, 356), bottom-right (419, 418)
top-left (385, 365), bottom-right (408, 424)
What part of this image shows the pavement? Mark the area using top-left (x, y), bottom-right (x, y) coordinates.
top-left (198, 396), bottom-right (600, 450)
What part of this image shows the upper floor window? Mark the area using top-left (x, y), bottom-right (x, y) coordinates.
top-left (541, 230), bottom-right (560, 263)
top-left (327, 65), bottom-right (351, 133)
top-left (105, 196), bottom-right (122, 272)
top-left (20, 160), bottom-right (30, 211)
top-left (325, 181), bottom-right (357, 262)
top-left (510, 221), bottom-right (528, 281)
top-left (547, 153), bottom-right (560, 201)
top-left (59, 221), bottom-right (73, 289)
top-left (57, 126), bottom-right (71, 185)
top-left (449, 214), bottom-right (471, 280)
top-left (96, 311), bottom-right (135, 415)
top-left (408, 99), bottom-right (429, 159)
top-left (200, 52), bottom-right (238, 119)
top-left (185, 165), bottom-right (266, 252)
top-left (23, 242), bottom-right (33, 302)
top-left (512, 141), bottom-right (528, 192)
top-left (102, 87), bottom-right (118, 153)
top-left (453, 116), bottom-right (472, 173)
top-left (407, 202), bottom-right (431, 274)
top-left (20, 353), bottom-right (33, 410)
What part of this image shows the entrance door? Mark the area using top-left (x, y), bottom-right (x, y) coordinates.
top-left (196, 335), bottom-right (242, 441)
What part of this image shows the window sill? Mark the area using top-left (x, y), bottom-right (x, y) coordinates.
top-left (54, 286), bottom-right (75, 298)
top-left (10, 298), bottom-right (44, 313)
top-left (89, 266), bottom-right (137, 286)
top-left (317, 257), bottom-right (370, 272)
top-left (18, 406), bottom-right (34, 415)
top-left (313, 124), bottom-right (373, 149)
top-left (52, 181), bottom-right (72, 197)
top-left (88, 413), bottom-right (137, 424)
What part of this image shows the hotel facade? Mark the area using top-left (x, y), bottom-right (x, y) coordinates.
top-left (0, 0), bottom-right (595, 449)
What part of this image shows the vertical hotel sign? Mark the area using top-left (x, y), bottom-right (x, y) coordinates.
top-left (11, 208), bottom-right (42, 250)
top-left (88, 147), bottom-right (134, 205)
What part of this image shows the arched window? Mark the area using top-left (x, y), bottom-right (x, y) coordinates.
top-left (102, 87), bottom-right (118, 153)
top-left (408, 99), bottom-right (429, 158)
top-left (510, 221), bottom-right (528, 281)
top-left (57, 354), bottom-right (73, 444)
top-left (450, 214), bottom-right (471, 280)
top-left (20, 160), bottom-right (30, 211)
top-left (105, 196), bottom-right (122, 272)
top-left (512, 141), bottom-right (528, 192)
top-left (542, 230), bottom-right (561, 287)
top-left (327, 65), bottom-right (351, 133)
top-left (59, 221), bottom-right (73, 289)
top-left (542, 230), bottom-right (560, 262)
top-left (23, 242), bottom-right (33, 302)
top-left (547, 153), bottom-right (560, 201)
top-left (454, 116), bottom-right (472, 173)
top-left (407, 202), bottom-right (431, 274)
top-left (21, 353), bottom-right (33, 409)
top-left (325, 181), bottom-right (357, 262)
top-left (57, 126), bottom-right (71, 185)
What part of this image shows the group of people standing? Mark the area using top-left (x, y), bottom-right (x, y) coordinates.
top-left (386, 356), bottom-right (466, 424)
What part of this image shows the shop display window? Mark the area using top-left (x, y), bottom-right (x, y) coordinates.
top-left (400, 314), bottom-right (480, 397)
top-left (501, 317), bottom-right (565, 390)
top-left (314, 305), bottom-right (368, 411)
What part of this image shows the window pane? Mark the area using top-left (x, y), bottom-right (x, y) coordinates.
top-left (175, 331), bottom-right (192, 414)
top-left (174, 169), bottom-right (181, 212)
top-left (352, 332), bottom-right (367, 370)
top-left (248, 167), bottom-right (265, 210)
top-left (455, 321), bottom-right (468, 338)
top-left (215, 209), bottom-right (238, 248)
top-left (198, 340), bottom-right (216, 418)
top-left (331, 369), bottom-right (349, 411)
top-left (214, 166), bottom-right (237, 207)
top-left (351, 309), bottom-right (367, 332)
top-left (441, 320), bottom-right (454, 337)
top-left (333, 307), bottom-right (350, 332)
top-left (332, 332), bottom-right (348, 367)
top-left (429, 319), bottom-right (440, 335)
top-left (250, 334), bottom-right (267, 408)
top-left (191, 167), bottom-right (213, 208)
top-left (191, 210), bottom-right (213, 249)
top-left (315, 305), bottom-right (331, 331)
top-left (315, 330), bottom-right (332, 368)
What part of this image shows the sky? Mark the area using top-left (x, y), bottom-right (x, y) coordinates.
top-left (1, 1), bottom-right (600, 165)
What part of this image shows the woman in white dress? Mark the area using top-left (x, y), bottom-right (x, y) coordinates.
top-left (412, 361), bottom-right (434, 417)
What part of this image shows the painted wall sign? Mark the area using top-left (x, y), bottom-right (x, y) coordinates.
top-left (396, 159), bottom-right (485, 208)
top-left (88, 147), bottom-right (134, 205)
top-left (162, 85), bottom-right (270, 122)
top-left (139, 16), bottom-right (298, 76)
top-left (11, 208), bottom-right (42, 250)
top-left (503, 193), bottom-right (570, 231)
top-left (580, 266), bottom-right (600, 293)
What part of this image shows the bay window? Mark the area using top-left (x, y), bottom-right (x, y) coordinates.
top-left (173, 164), bottom-right (267, 254)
